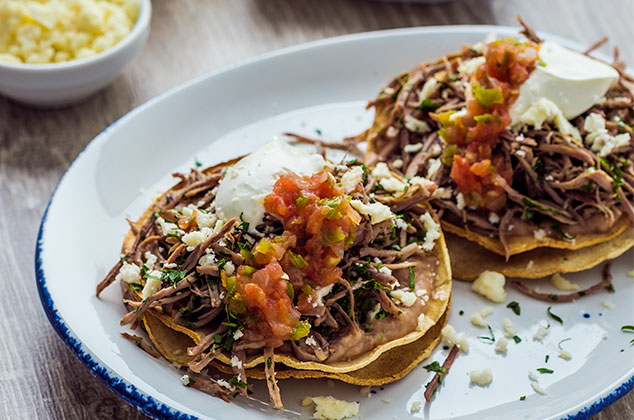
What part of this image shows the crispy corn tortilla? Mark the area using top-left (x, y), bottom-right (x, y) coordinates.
top-left (365, 72), bottom-right (631, 259)
top-left (213, 306), bottom-right (449, 386)
top-left (122, 156), bottom-right (452, 374)
top-left (446, 227), bottom-right (634, 281)
top-left (442, 217), bottom-right (631, 257)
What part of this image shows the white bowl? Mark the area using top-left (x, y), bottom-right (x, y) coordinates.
top-left (0, 0), bottom-right (151, 107)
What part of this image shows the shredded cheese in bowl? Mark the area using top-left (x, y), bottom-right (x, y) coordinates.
top-left (0, 0), bottom-right (140, 64)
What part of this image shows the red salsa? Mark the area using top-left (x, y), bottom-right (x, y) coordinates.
top-left (433, 38), bottom-right (539, 211)
top-left (225, 171), bottom-right (361, 347)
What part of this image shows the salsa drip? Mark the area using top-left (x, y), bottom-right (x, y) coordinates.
top-left (433, 38), bottom-right (539, 211)
top-left (225, 171), bottom-right (361, 347)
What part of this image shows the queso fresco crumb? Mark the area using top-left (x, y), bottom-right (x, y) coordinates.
top-left (0, 0), bottom-right (140, 64)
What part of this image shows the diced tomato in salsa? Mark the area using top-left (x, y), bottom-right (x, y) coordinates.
top-left (433, 38), bottom-right (539, 211)
top-left (227, 170), bottom-right (361, 345)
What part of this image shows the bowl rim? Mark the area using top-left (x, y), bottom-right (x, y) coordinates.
top-left (0, 0), bottom-right (152, 72)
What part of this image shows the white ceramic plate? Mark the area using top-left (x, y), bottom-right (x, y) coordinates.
top-left (36, 26), bottom-right (634, 420)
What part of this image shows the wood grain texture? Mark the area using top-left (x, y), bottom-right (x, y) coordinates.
top-left (1, 0), bottom-right (632, 419)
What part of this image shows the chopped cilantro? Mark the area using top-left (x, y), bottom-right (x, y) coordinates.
top-left (513, 335), bottom-right (522, 344)
top-left (551, 223), bottom-right (575, 241)
top-left (194, 158), bottom-right (203, 168)
top-left (408, 266), bottom-right (415, 290)
top-left (237, 213), bottom-right (249, 232)
top-left (229, 376), bottom-right (247, 388)
top-left (557, 338), bottom-right (571, 349)
top-left (506, 301), bottom-right (521, 316)
top-left (545, 355), bottom-right (550, 363)
top-left (547, 306), bottom-right (563, 325)
top-left (416, 98), bottom-right (441, 111)
top-left (315, 128), bottom-right (322, 136)
top-left (537, 368), bottom-right (553, 374)
top-left (520, 395), bottom-right (526, 401)
top-left (521, 197), bottom-right (560, 215)
top-left (478, 325), bottom-right (495, 342)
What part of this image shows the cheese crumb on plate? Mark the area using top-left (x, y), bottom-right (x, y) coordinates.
top-left (302, 396), bottom-right (359, 420)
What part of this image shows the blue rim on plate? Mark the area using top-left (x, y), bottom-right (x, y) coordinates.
top-left (34, 25), bottom-right (634, 420)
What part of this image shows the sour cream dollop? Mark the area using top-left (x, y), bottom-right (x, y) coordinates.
top-left (510, 41), bottom-right (619, 124)
top-left (215, 138), bottom-right (327, 229)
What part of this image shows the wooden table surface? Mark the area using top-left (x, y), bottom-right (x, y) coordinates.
top-left (1, 0), bottom-right (632, 419)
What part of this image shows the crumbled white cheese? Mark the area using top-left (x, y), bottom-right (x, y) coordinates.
top-left (432, 289), bottom-right (447, 301)
top-left (526, 260), bottom-right (534, 270)
top-left (394, 218), bottom-right (408, 230)
top-left (182, 230), bottom-right (205, 248)
top-left (503, 318), bottom-right (516, 339)
top-left (216, 379), bottom-right (232, 389)
top-left (156, 217), bottom-right (180, 236)
top-left (367, 303), bottom-right (382, 322)
top-left (470, 306), bottom-right (493, 328)
top-left (180, 374), bottom-right (193, 386)
top-left (119, 262), bottom-right (140, 283)
top-left (380, 177), bottom-right (408, 192)
top-left (419, 77), bottom-right (439, 100)
top-left (390, 289), bottom-right (417, 307)
top-left (515, 149), bottom-right (527, 158)
top-left (530, 381), bottom-right (547, 395)
top-left (223, 261), bottom-right (235, 276)
top-left (515, 98), bottom-right (581, 141)
top-left (313, 284), bottom-right (334, 307)
top-left (472, 271), bottom-right (507, 303)
top-left (410, 401), bottom-right (422, 414)
top-left (196, 210), bottom-right (217, 229)
top-left (528, 371), bottom-right (539, 382)
top-left (403, 142), bottom-right (424, 154)
top-left (430, 143), bottom-right (442, 156)
top-left (305, 336), bottom-right (318, 347)
top-left (495, 337), bottom-right (508, 354)
top-left (230, 354), bottom-right (243, 368)
top-left (426, 158), bottom-right (442, 178)
top-left (559, 349), bottom-right (572, 360)
top-left (142, 271), bottom-right (163, 299)
top-left (378, 266), bottom-right (393, 276)
top-left (301, 396), bottom-right (359, 420)
top-left (163, 263), bottom-right (177, 269)
top-left (372, 162), bottom-right (393, 179)
top-left (584, 113), bottom-right (631, 157)
top-left (419, 212), bottom-right (441, 251)
top-left (417, 313), bottom-right (426, 331)
top-left (409, 176), bottom-right (435, 189)
top-left (550, 273), bottom-right (580, 291)
top-left (143, 251), bottom-right (157, 270)
top-left (441, 324), bottom-right (469, 353)
top-left (601, 300), bottom-right (613, 309)
top-left (232, 330), bottom-right (244, 341)
top-left (350, 200), bottom-right (394, 225)
top-left (533, 229), bottom-right (547, 240)
top-left (198, 254), bottom-right (216, 267)
top-left (392, 159), bottom-right (404, 169)
top-left (468, 369), bottom-right (493, 386)
top-left (404, 116), bottom-right (431, 134)
top-left (340, 166), bottom-right (364, 193)
top-left (488, 213), bottom-right (500, 225)
top-left (459, 56), bottom-right (486, 76)
top-left (456, 192), bottom-right (466, 210)
top-left (533, 327), bottom-right (549, 342)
